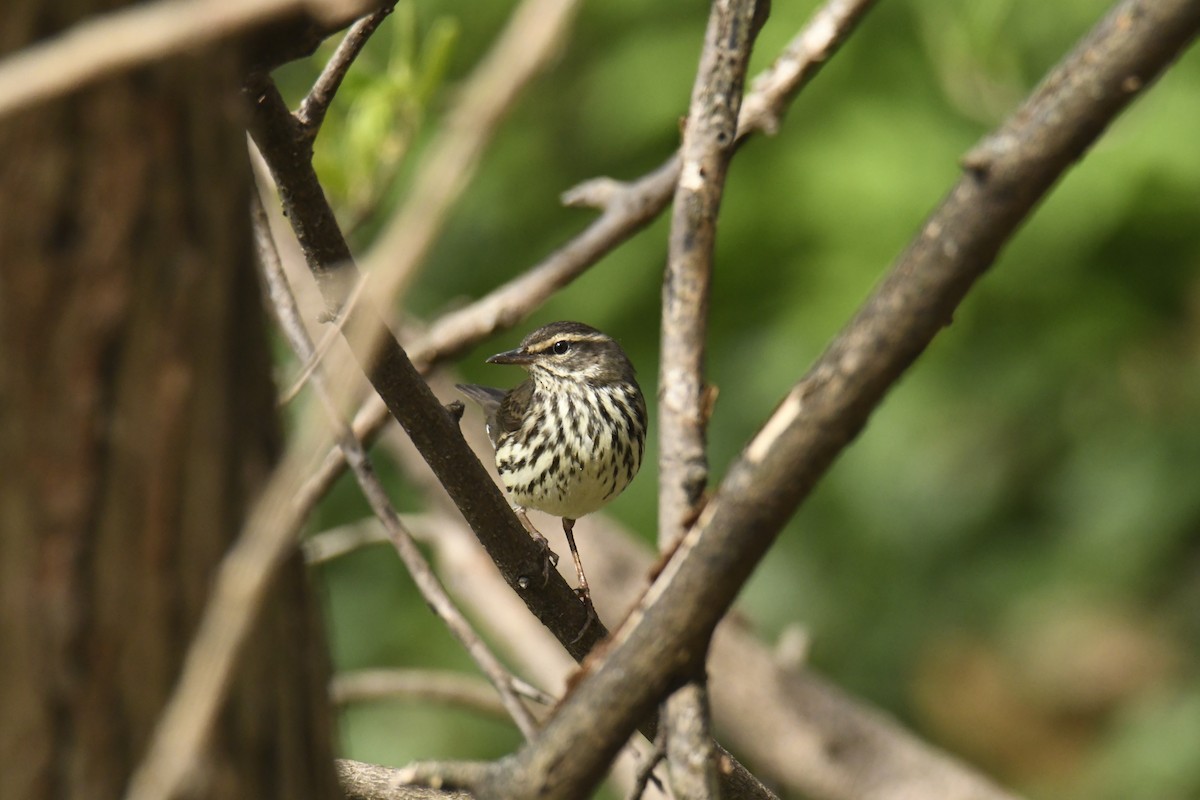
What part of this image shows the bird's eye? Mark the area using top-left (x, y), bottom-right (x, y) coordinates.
top-left (552, 340), bottom-right (570, 355)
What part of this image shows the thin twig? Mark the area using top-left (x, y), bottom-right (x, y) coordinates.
top-left (659, 0), bottom-right (761, 548)
top-left (302, 518), bottom-right (396, 563)
top-left (333, 669), bottom-right (510, 719)
top-left (481, 0), bottom-right (1200, 797)
top-left (628, 734), bottom-right (667, 800)
top-left (297, 4), bottom-right (396, 136)
top-left (0, 0), bottom-right (375, 119)
top-left (253, 191), bottom-right (540, 740)
top-left (333, 668), bottom-right (556, 711)
top-left (737, 0), bottom-right (879, 138)
top-left (277, 271), bottom-right (371, 405)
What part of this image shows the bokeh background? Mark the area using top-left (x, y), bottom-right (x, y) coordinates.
top-left (274, 1), bottom-right (1200, 797)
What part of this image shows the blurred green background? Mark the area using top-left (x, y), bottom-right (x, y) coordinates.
top-left (274, 0), bottom-right (1200, 797)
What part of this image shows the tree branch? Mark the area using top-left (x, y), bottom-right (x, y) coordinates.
top-left (0, 0), bottom-right (377, 119)
top-left (254, 191), bottom-right (540, 740)
top-left (296, 4), bottom-right (396, 136)
top-left (737, 0), bottom-right (877, 138)
top-left (332, 669), bottom-right (540, 720)
top-left (484, 0), bottom-right (1200, 797)
top-left (658, 0), bottom-right (765, 796)
top-left (337, 760), bottom-right (477, 800)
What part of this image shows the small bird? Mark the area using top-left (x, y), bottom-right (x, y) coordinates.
top-left (457, 321), bottom-right (647, 622)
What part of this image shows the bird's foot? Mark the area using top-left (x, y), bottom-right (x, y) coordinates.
top-left (514, 507), bottom-right (559, 586)
top-left (570, 587), bottom-right (598, 644)
top-left (531, 532), bottom-right (560, 586)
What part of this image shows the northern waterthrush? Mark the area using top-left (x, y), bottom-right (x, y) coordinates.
top-left (457, 321), bottom-right (647, 622)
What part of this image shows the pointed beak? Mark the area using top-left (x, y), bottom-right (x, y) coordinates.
top-left (486, 347), bottom-right (536, 366)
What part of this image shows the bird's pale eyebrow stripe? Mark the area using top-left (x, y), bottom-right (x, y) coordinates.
top-left (526, 333), bottom-right (608, 352)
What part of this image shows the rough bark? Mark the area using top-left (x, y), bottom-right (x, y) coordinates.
top-left (0, 4), bottom-right (339, 799)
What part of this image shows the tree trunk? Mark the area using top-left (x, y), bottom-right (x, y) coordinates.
top-left (0, 6), bottom-right (340, 800)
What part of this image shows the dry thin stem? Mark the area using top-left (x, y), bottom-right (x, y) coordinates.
top-left (297, 4), bottom-right (396, 135)
top-left (483, 0), bottom-right (1200, 797)
top-left (358, 0), bottom-right (583, 301)
top-left (0, 0), bottom-right (374, 119)
top-left (333, 668), bottom-right (554, 714)
top-left (628, 738), bottom-right (667, 800)
top-left (737, 0), bottom-right (879, 138)
top-left (333, 669), bottom-right (511, 719)
top-left (253, 193), bottom-right (539, 740)
top-left (301, 519), bottom-right (392, 563)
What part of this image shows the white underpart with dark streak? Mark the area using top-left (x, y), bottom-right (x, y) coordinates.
top-left (495, 373), bottom-right (644, 520)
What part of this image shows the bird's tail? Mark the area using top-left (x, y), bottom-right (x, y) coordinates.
top-left (455, 383), bottom-right (505, 415)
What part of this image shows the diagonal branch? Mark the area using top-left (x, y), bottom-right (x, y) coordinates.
top-left (0, 0), bottom-right (377, 119)
top-left (253, 191), bottom-right (540, 740)
top-left (296, 3), bottom-right (396, 136)
top-left (485, 0), bottom-right (1200, 797)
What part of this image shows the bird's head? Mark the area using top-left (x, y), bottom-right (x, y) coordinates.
top-left (486, 321), bottom-right (636, 385)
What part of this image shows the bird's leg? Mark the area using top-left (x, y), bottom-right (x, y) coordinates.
top-left (514, 505), bottom-right (558, 585)
top-left (563, 518), bottom-right (598, 642)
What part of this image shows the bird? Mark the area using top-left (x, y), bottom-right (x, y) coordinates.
top-left (457, 321), bottom-right (647, 626)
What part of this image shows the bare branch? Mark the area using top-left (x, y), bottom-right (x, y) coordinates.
top-left (0, 0), bottom-right (376, 119)
top-left (657, 0), bottom-right (764, 796)
top-left (297, 4), bottom-right (395, 136)
top-left (302, 518), bottom-right (392, 562)
top-left (253, 191), bottom-right (540, 740)
top-left (332, 669), bottom-right (516, 719)
top-left (660, 0), bottom-right (761, 547)
top-left (738, 0), bottom-right (878, 137)
top-left (663, 681), bottom-right (719, 800)
top-left (485, 0), bottom-right (1200, 797)
top-left (337, 759), bottom-right (479, 800)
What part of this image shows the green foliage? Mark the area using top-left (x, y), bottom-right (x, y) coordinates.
top-left (289, 0), bottom-right (1200, 795)
top-left (277, 1), bottom-right (459, 237)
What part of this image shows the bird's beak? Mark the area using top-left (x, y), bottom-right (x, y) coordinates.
top-left (486, 347), bottom-right (536, 366)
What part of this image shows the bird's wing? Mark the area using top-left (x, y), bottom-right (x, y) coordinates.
top-left (495, 381), bottom-right (533, 437)
top-left (456, 383), bottom-right (521, 449)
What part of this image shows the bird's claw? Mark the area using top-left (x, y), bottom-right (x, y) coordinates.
top-left (531, 532), bottom-right (560, 586)
top-left (570, 588), bottom-right (598, 644)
